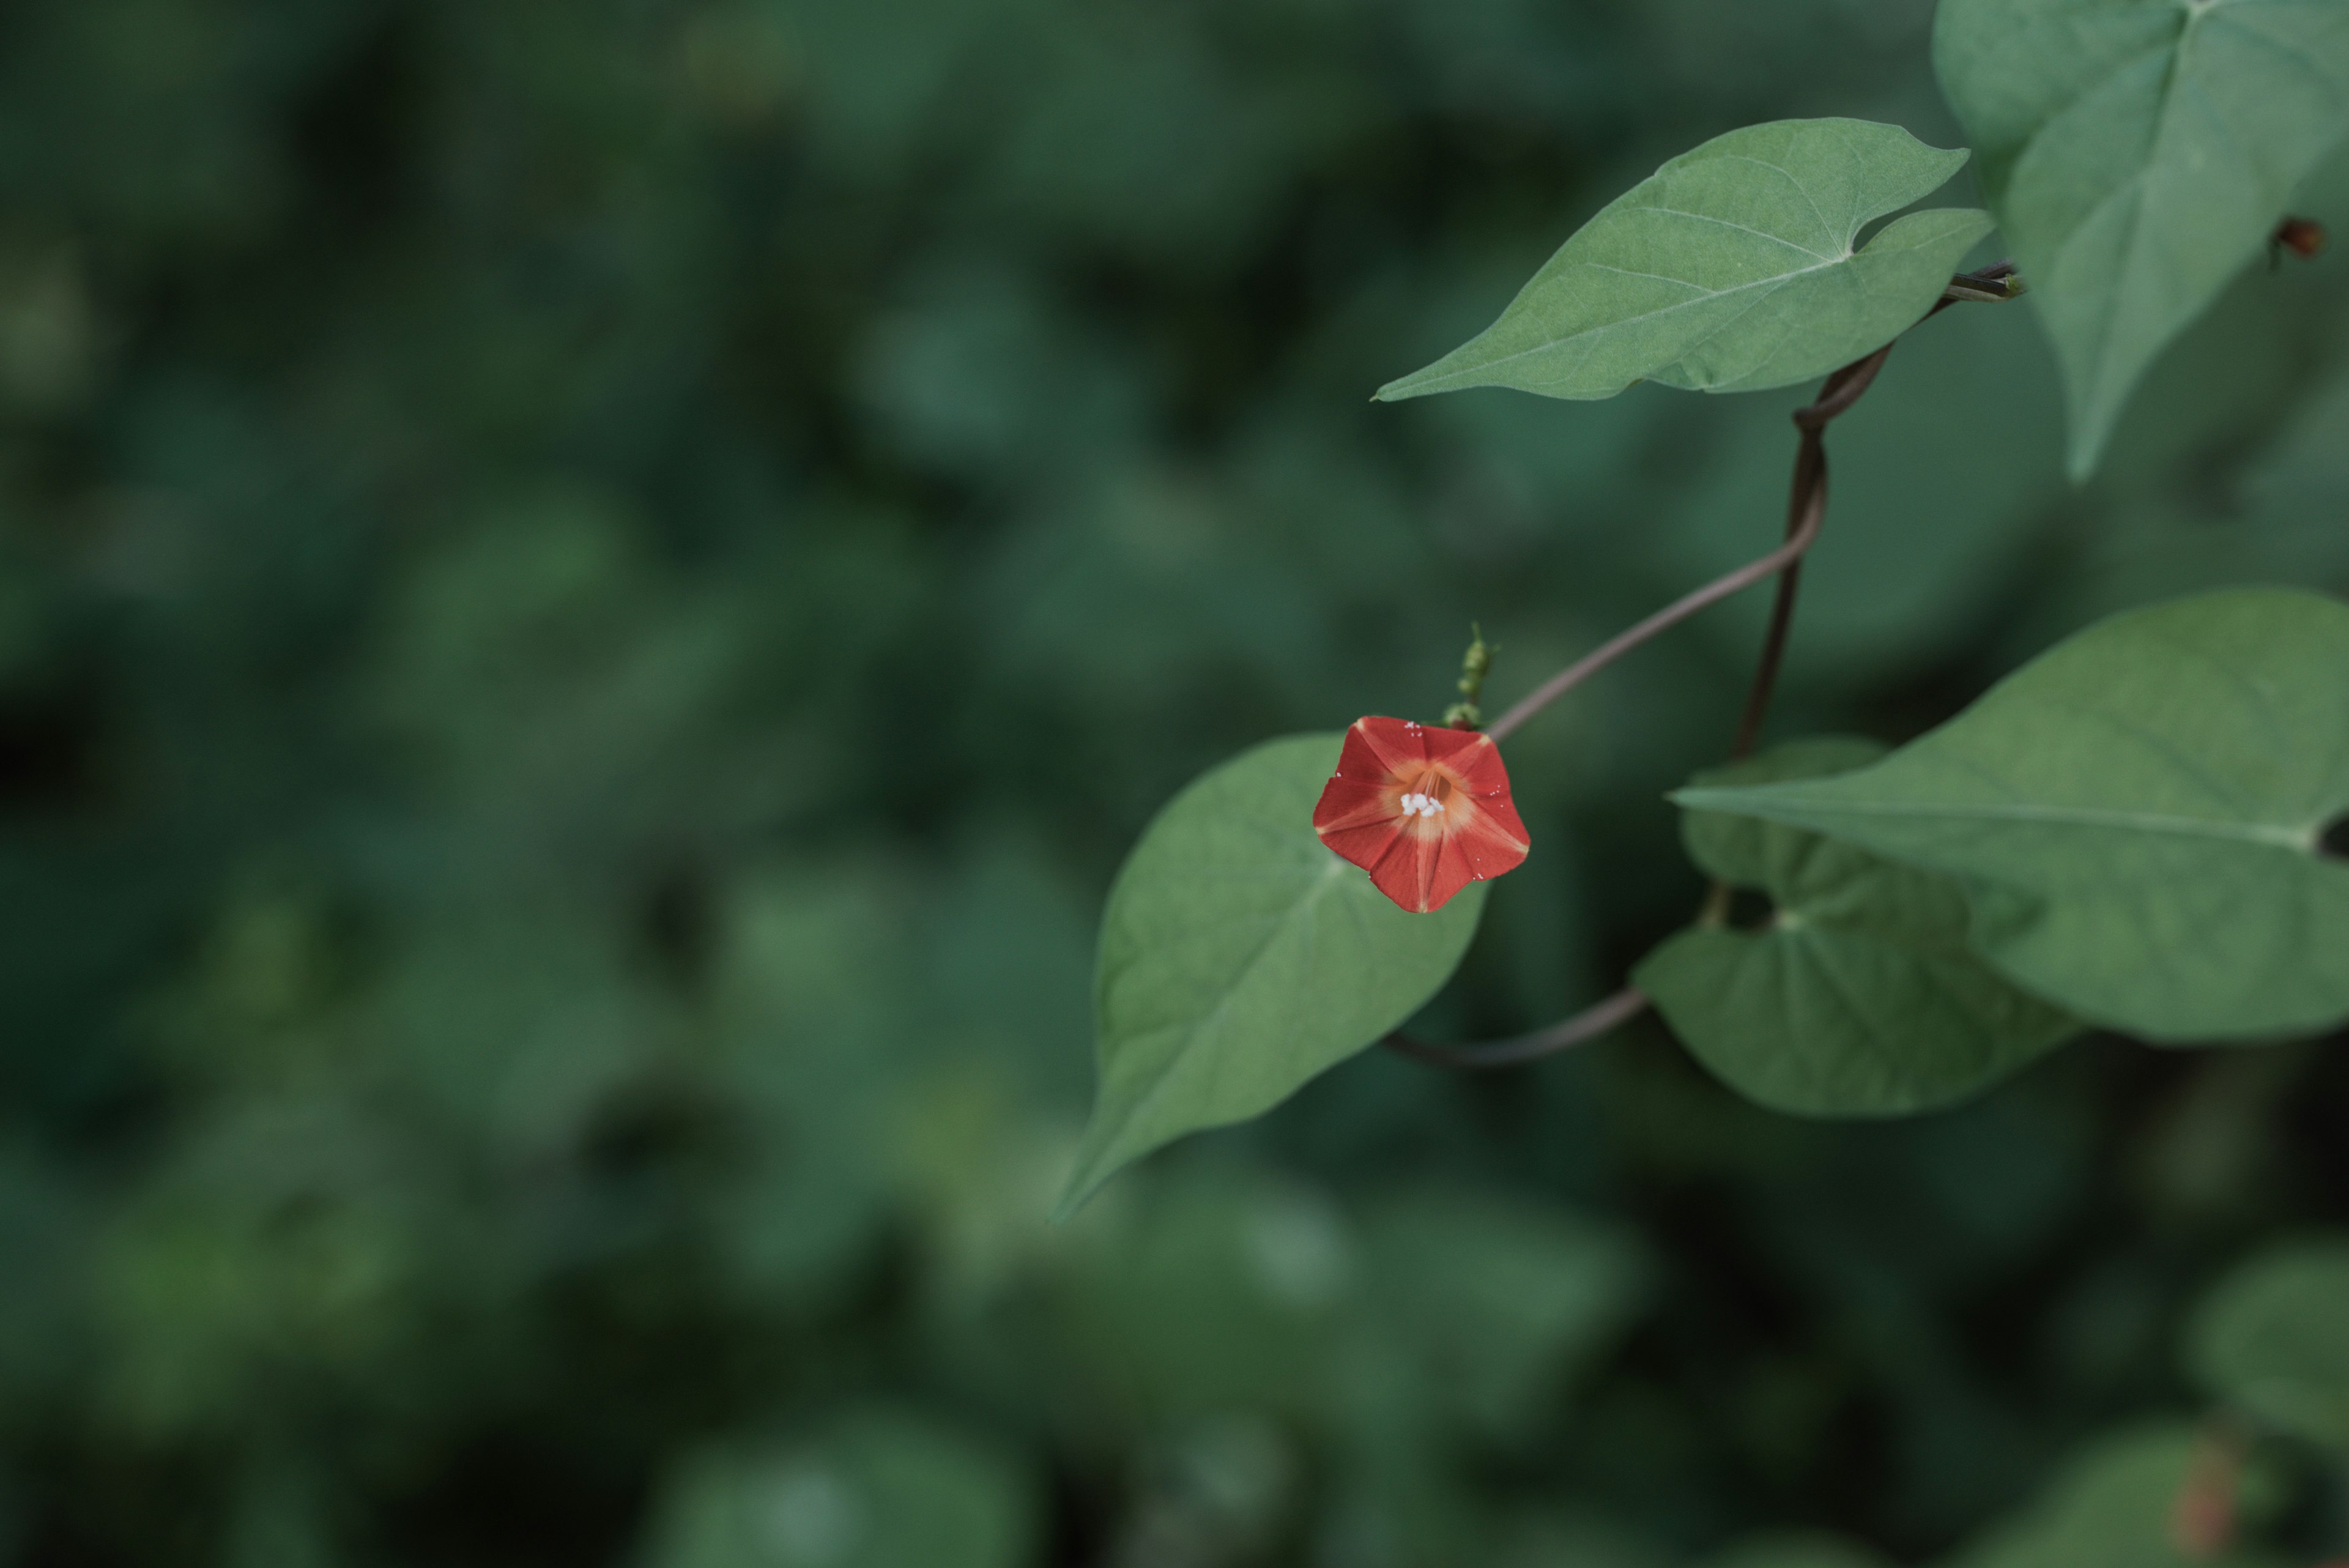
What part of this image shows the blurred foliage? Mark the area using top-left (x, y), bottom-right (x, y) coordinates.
top-left (0, 1), bottom-right (2346, 1566)
top-left (2189, 1241), bottom-right (2349, 1455)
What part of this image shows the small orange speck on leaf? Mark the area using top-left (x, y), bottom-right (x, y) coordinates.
top-left (2168, 1431), bottom-right (2240, 1561)
top-left (1312, 716), bottom-right (1530, 913)
top-left (2275, 216), bottom-right (2326, 260)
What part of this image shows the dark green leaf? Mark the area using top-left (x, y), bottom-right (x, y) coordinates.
top-left (1951, 1425), bottom-right (2257, 1568)
top-left (2188, 1238), bottom-right (2349, 1449)
top-left (1637, 740), bottom-right (2074, 1118)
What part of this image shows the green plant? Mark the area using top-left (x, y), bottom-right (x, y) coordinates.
top-left (1069, 13), bottom-right (2349, 1227)
top-left (1058, 12), bottom-right (2349, 1551)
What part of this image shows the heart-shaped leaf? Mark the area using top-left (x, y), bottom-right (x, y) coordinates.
top-left (1376, 118), bottom-right (1991, 404)
top-left (1059, 735), bottom-right (1487, 1217)
top-left (2188, 1238), bottom-right (2349, 1449)
top-left (1674, 589), bottom-right (2349, 1042)
top-left (1637, 739), bottom-right (2075, 1117)
top-left (1935, 0), bottom-right (2349, 477)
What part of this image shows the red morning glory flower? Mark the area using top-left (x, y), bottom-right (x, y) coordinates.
top-left (1312, 716), bottom-right (1530, 913)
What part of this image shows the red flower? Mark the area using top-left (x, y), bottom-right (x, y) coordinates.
top-left (1312, 716), bottom-right (1530, 913)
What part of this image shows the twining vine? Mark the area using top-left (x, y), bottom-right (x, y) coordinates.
top-left (1066, 87), bottom-right (2349, 1224)
top-left (1387, 263), bottom-right (2023, 1072)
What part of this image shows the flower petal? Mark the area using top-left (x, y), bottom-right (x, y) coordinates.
top-left (1450, 800), bottom-right (1531, 883)
top-left (1345, 715), bottom-right (1433, 779)
top-left (1329, 723), bottom-right (1393, 786)
top-left (1438, 730), bottom-right (1511, 793)
top-left (1367, 823), bottom-right (1447, 913)
top-left (1312, 777), bottom-right (1398, 838)
top-left (1427, 830), bottom-right (1482, 910)
top-left (1457, 793), bottom-right (1530, 860)
top-left (1319, 816), bottom-right (1406, 874)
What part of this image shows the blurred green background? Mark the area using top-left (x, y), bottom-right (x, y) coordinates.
top-left (3, 2), bottom-right (2347, 1565)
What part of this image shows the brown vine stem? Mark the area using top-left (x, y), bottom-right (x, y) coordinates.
top-left (1389, 263), bottom-right (2019, 1071)
top-left (1485, 263), bottom-right (2017, 750)
top-left (1729, 261), bottom-right (2016, 761)
top-left (1723, 344), bottom-right (1887, 760)
top-left (1479, 482), bottom-right (1834, 745)
top-left (1383, 986), bottom-right (1651, 1071)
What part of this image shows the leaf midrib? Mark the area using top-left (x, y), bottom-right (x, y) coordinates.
top-left (1698, 794), bottom-right (2319, 850)
top-left (1097, 856), bottom-right (1350, 1156)
top-left (1621, 203), bottom-right (1835, 261)
top-left (1412, 251), bottom-right (1849, 389)
top-left (2076, 2), bottom-right (2227, 417)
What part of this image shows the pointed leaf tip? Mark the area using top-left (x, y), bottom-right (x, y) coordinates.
top-left (1937, 0), bottom-right (2349, 478)
top-left (1064, 735), bottom-right (1488, 1208)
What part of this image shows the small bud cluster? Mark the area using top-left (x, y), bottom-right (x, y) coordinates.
top-left (1443, 625), bottom-right (1496, 729)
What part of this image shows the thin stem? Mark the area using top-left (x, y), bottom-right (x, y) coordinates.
top-left (1724, 338), bottom-right (1880, 759)
top-left (1721, 266), bottom-right (2011, 758)
top-left (1797, 340), bottom-right (1897, 426)
top-left (1482, 476), bottom-right (1833, 744)
top-left (1382, 987), bottom-right (1650, 1070)
top-left (1479, 267), bottom-right (2013, 749)
top-left (1729, 431), bottom-right (1825, 759)
top-left (1711, 269), bottom-right (2012, 893)
top-left (1393, 264), bottom-right (2020, 1076)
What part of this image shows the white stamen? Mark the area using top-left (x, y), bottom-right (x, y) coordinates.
top-left (1398, 792), bottom-right (1443, 819)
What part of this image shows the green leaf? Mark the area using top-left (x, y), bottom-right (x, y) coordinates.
top-left (1636, 740), bottom-right (2075, 1118)
top-left (1952, 1425), bottom-right (2266, 1568)
top-left (1673, 589), bottom-right (2349, 1043)
top-left (2187, 1238), bottom-right (2349, 1449)
top-left (1059, 735), bottom-right (1488, 1217)
top-left (1376, 118), bottom-right (1991, 404)
top-left (1935, 0), bottom-right (2349, 478)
